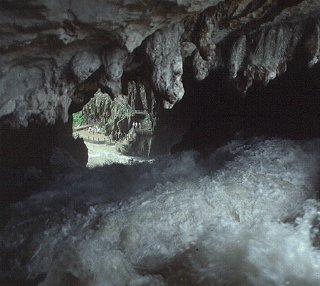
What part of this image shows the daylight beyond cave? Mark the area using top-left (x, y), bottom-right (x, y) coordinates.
top-left (1, 0), bottom-right (320, 169)
top-left (1, 1), bottom-right (320, 286)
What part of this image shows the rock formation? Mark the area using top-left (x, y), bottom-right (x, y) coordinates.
top-left (1, 0), bottom-right (320, 169)
top-left (81, 89), bottom-right (113, 127)
top-left (1, 0), bottom-right (320, 126)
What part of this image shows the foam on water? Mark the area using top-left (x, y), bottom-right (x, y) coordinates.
top-left (1, 138), bottom-right (320, 285)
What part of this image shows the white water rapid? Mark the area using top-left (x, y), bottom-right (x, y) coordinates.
top-left (1, 138), bottom-right (320, 286)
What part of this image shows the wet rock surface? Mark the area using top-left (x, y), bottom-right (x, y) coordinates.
top-left (144, 24), bottom-right (185, 108)
top-left (1, 0), bottom-right (320, 179)
top-left (1, 0), bottom-right (320, 127)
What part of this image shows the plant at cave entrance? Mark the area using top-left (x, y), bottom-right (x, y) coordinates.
top-left (72, 112), bottom-right (85, 127)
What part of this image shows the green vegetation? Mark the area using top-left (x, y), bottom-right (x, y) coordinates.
top-left (72, 112), bottom-right (85, 127)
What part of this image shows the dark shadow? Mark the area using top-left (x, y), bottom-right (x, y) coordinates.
top-left (171, 61), bottom-right (320, 155)
top-left (0, 117), bottom-right (87, 207)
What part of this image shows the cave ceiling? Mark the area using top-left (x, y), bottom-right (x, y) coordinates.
top-left (0, 0), bottom-right (320, 127)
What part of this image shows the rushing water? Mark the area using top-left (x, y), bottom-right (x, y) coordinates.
top-left (1, 138), bottom-right (320, 286)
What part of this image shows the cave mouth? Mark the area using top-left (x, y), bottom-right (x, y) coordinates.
top-left (2, 51), bottom-right (320, 286)
top-left (70, 82), bottom-right (157, 168)
top-left (1, 61), bottom-right (320, 204)
top-left (2, 1), bottom-right (320, 284)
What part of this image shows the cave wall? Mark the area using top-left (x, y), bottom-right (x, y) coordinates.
top-left (170, 61), bottom-right (320, 154)
top-left (0, 116), bottom-right (88, 202)
top-left (1, 0), bottom-right (320, 174)
top-left (1, 0), bottom-right (320, 126)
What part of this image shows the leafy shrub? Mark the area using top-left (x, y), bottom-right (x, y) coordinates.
top-left (72, 112), bottom-right (85, 127)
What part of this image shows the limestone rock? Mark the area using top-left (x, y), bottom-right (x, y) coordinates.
top-left (106, 96), bottom-right (133, 140)
top-left (233, 24), bottom-right (303, 91)
top-left (102, 47), bottom-right (129, 96)
top-left (311, 214), bottom-right (320, 248)
top-left (0, 59), bottom-right (72, 127)
top-left (81, 89), bottom-right (112, 126)
top-left (228, 35), bottom-right (247, 79)
top-left (192, 50), bottom-right (217, 81)
top-left (0, 0), bottom-right (320, 127)
top-left (70, 51), bottom-right (102, 82)
top-left (306, 20), bottom-right (320, 67)
top-left (0, 0), bottom-right (223, 127)
top-left (145, 24), bottom-right (185, 108)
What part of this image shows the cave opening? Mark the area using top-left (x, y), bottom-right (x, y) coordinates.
top-left (1, 56), bottom-right (320, 206)
top-left (70, 78), bottom-right (158, 168)
top-left (169, 61), bottom-right (320, 155)
top-left (1, 1), bottom-right (320, 285)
